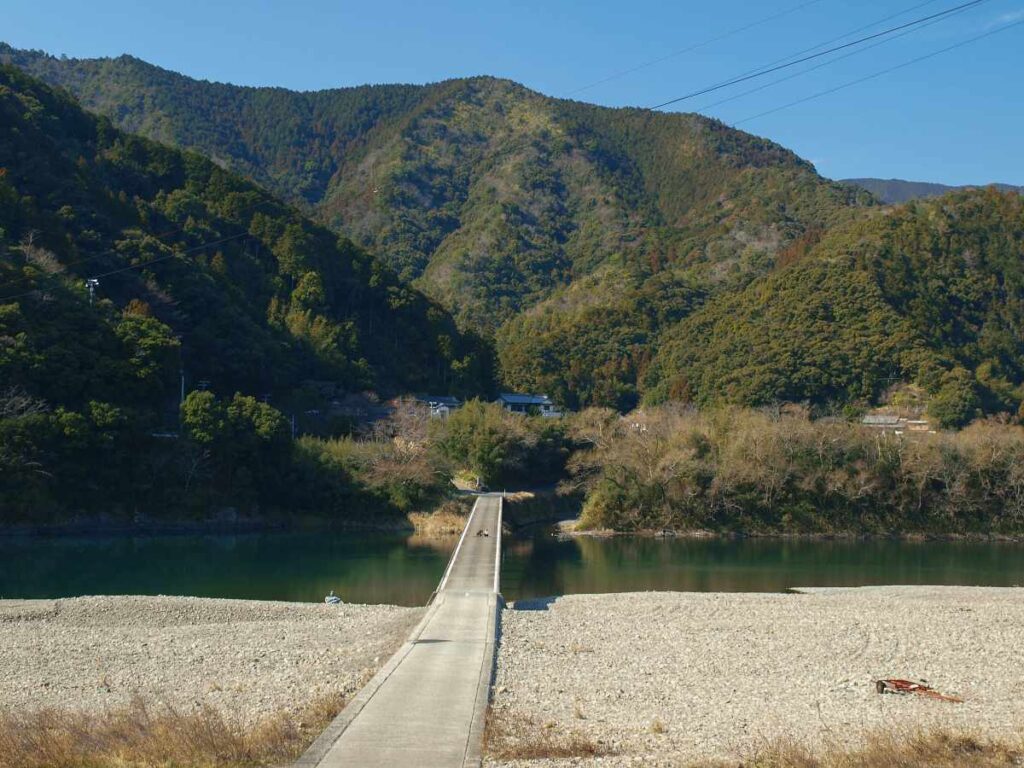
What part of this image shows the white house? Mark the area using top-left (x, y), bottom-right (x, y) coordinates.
top-left (417, 395), bottom-right (462, 418)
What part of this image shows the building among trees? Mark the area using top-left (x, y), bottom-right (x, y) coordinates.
top-left (497, 393), bottom-right (562, 418)
top-left (416, 396), bottom-right (462, 418)
top-left (861, 413), bottom-right (934, 434)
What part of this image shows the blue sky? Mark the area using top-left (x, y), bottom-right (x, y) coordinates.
top-left (4, 0), bottom-right (1022, 185)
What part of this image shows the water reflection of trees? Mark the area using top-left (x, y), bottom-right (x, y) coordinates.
top-left (6, 532), bottom-right (1024, 607)
top-left (405, 532), bottom-right (460, 554)
top-left (0, 533), bottom-right (454, 606)
top-left (499, 532), bottom-right (1024, 600)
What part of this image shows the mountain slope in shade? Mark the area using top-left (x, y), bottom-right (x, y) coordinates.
top-left (842, 177), bottom-right (1023, 204)
top-left (0, 64), bottom-right (490, 410)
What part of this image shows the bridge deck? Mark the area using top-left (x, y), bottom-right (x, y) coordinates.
top-left (297, 495), bottom-right (502, 768)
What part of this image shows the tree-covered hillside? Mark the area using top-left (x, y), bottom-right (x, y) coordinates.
top-left (643, 189), bottom-right (1024, 426)
top-left (0, 45), bottom-right (425, 208)
top-left (0, 45), bottom-right (870, 339)
top-left (0, 65), bottom-right (490, 519)
top-left (5, 46), bottom-right (1021, 426)
top-left (0, 64), bottom-right (488, 397)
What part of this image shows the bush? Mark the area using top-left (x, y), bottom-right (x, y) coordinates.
top-left (569, 406), bottom-right (1024, 534)
top-left (436, 400), bottom-right (568, 487)
top-left (294, 400), bottom-right (449, 515)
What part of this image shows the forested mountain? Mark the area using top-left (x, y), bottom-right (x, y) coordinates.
top-left (843, 177), bottom-right (1023, 204)
top-left (644, 188), bottom-right (1024, 424)
top-left (3, 46), bottom-right (1022, 426)
top-left (0, 65), bottom-right (489, 518)
top-left (0, 44), bottom-right (872, 405)
top-left (0, 63), bottom-right (489, 397)
top-left (0, 45), bottom-right (869, 334)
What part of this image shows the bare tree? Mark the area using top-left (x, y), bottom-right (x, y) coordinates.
top-left (0, 387), bottom-right (48, 419)
top-left (19, 233), bottom-right (64, 275)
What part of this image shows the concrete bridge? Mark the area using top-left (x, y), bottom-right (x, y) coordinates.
top-left (296, 494), bottom-right (503, 768)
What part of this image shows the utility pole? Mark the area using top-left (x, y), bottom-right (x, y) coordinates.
top-left (177, 337), bottom-right (186, 408)
top-left (86, 278), bottom-right (99, 305)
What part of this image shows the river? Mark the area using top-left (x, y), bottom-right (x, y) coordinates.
top-left (3, 527), bottom-right (1023, 605)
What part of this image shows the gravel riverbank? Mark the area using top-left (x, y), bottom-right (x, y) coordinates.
top-left (488, 587), bottom-right (1024, 766)
top-left (0, 596), bottom-right (423, 724)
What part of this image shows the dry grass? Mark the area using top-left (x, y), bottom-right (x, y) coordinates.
top-left (484, 708), bottom-right (615, 761)
top-left (698, 729), bottom-right (1024, 768)
top-left (502, 491), bottom-right (536, 503)
top-left (569, 405), bottom-right (1024, 533)
top-left (407, 498), bottom-right (473, 537)
top-left (0, 693), bottom-right (345, 768)
top-left (484, 710), bottom-right (1022, 767)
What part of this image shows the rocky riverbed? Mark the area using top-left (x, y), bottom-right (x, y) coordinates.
top-left (487, 587), bottom-right (1024, 766)
top-left (0, 595), bottom-right (423, 724)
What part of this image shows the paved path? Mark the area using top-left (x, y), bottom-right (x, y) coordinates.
top-left (296, 495), bottom-right (502, 768)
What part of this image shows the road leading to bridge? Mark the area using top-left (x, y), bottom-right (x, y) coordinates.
top-left (296, 495), bottom-right (503, 768)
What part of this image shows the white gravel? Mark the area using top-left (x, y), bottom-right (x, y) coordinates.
top-left (488, 587), bottom-right (1024, 766)
top-left (0, 595), bottom-right (423, 724)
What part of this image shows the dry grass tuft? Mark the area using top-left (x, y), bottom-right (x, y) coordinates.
top-left (407, 498), bottom-right (473, 537)
top-left (0, 693), bottom-right (346, 768)
top-left (502, 491), bottom-right (536, 503)
top-left (485, 707), bottom-right (614, 761)
top-left (697, 728), bottom-right (1024, 768)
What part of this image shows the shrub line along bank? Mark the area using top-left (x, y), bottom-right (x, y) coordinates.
top-left (6, 399), bottom-right (1024, 537)
top-left (566, 406), bottom-right (1024, 536)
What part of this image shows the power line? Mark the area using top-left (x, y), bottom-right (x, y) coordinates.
top-left (648, 0), bottom-right (991, 110)
top-left (732, 17), bottom-right (1024, 125)
top-left (88, 232), bottom-right (250, 280)
top-left (694, 1), bottom-right (974, 114)
top-left (0, 232), bottom-right (250, 304)
top-left (650, 0), bottom-right (988, 109)
top-left (567, 0), bottom-right (828, 97)
top-left (701, 0), bottom-right (946, 97)
top-left (1, 228), bottom-right (177, 293)
top-left (0, 194), bottom-right (274, 295)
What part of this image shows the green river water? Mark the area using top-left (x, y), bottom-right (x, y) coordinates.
top-left (2, 529), bottom-right (1023, 605)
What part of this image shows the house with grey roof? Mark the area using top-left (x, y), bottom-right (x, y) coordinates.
top-left (861, 414), bottom-right (902, 429)
top-left (861, 413), bottom-right (934, 434)
top-left (497, 393), bottom-right (562, 418)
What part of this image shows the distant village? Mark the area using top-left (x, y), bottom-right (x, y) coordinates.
top-left (293, 380), bottom-right (941, 439)
top-left (293, 388), bottom-right (563, 435)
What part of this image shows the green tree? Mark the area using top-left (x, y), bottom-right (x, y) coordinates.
top-left (929, 368), bottom-right (981, 429)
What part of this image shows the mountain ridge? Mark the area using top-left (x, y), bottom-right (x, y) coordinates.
top-left (842, 177), bottom-right (1023, 204)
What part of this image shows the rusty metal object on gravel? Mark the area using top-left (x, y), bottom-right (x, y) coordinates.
top-left (875, 678), bottom-right (963, 703)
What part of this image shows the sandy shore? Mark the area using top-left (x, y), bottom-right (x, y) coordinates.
top-left (0, 596), bottom-right (423, 724)
top-left (488, 587), bottom-right (1024, 766)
